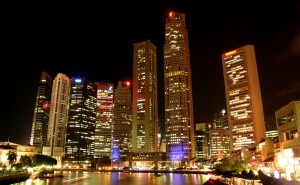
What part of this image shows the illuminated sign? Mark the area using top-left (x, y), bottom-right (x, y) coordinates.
top-left (225, 50), bottom-right (237, 56)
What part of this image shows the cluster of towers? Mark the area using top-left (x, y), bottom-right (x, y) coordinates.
top-left (30, 11), bottom-right (266, 168)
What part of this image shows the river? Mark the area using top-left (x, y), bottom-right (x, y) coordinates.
top-left (13, 171), bottom-right (212, 185)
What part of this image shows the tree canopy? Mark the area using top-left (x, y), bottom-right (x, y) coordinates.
top-left (32, 154), bottom-right (57, 167)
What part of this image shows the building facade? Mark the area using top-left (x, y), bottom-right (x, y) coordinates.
top-left (195, 123), bottom-right (209, 159)
top-left (164, 11), bottom-right (195, 166)
top-left (43, 73), bottom-right (71, 167)
top-left (30, 71), bottom-right (53, 148)
top-left (221, 45), bottom-right (266, 152)
top-left (112, 81), bottom-right (132, 167)
top-left (275, 100), bottom-right (300, 180)
top-left (132, 40), bottom-right (158, 153)
top-left (209, 110), bottom-right (230, 159)
top-left (94, 82), bottom-right (114, 159)
top-left (63, 77), bottom-right (97, 168)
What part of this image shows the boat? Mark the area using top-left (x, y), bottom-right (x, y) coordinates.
top-left (38, 170), bottom-right (54, 178)
top-left (154, 173), bottom-right (162, 177)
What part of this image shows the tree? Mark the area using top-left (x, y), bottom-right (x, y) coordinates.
top-left (6, 150), bottom-right (17, 167)
top-left (32, 154), bottom-right (57, 167)
top-left (19, 155), bottom-right (33, 167)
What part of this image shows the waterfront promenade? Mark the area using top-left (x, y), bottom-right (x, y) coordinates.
top-left (1, 169), bottom-right (299, 185)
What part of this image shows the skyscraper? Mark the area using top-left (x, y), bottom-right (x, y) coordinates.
top-left (112, 81), bottom-right (132, 166)
top-left (94, 82), bottom-right (114, 159)
top-left (43, 73), bottom-right (71, 167)
top-left (63, 77), bottom-right (97, 168)
top-left (164, 11), bottom-right (195, 166)
top-left (30, 71), bottom-right (52, 148)
top-left (221, 44), bottom-right (266, 152)
top-left (132, 40), bottom-right (158, 153)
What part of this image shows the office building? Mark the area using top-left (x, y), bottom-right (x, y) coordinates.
top-left (132, 40), bottom-right (158, 153)
top-left (195, 123), bottom-right (209, 159)
top-left (221, 45), bottom-right (266, 152)
top-left (30, 71), bottom-right (52, 148)
top-left (112, 81), bottom-right (132, 167)
top-left (63, 77), bottom-right (97, 168)
top-left (265, 122), bottom-right (278, 139)
top-left (43, 73), bottom-right (71, 167)
top-left (209, 110), bottom-right (230, 159)
top-left (164, 11), bottom-right (195, 166)
top-left (94, 82), bottom-right (114, 159)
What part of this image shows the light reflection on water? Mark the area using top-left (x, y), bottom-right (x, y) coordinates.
top-left (13, 171), bottom-right (211, 185)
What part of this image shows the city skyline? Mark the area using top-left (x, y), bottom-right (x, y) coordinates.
top-left (1, 1), bottom-right (299, 145)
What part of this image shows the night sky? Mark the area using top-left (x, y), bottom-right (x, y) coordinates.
top-left (2, 1), bottom-right (300, 145)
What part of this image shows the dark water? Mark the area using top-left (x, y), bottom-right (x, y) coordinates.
top-left (13, 171), bottom-right (211, 185)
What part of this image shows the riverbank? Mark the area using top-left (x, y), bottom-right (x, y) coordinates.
top-left (0, 173), bottom-right (30, 185)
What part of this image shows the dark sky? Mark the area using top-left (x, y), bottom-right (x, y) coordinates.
top-left (2, 1), bottom-right (300, 145)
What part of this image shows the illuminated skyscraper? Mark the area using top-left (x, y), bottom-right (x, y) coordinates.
top-left (94, 82), bottom-right (114, 159)
top-left (132, 40), bottom-right (158, 153)
top-left (43, 73), bottom-right (71, 167)
top-left (221, 45), bottom-right (266, 152)
top-left (30, 71), bottom-right (52, 148)
top-left (164, 11), bottom-right (195, 166)
top-left (112, 81), bottom-right (132, 166)
top-left (63, 77), bottom-right (97, 168)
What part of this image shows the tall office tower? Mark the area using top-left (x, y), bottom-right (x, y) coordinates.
top-left (30, 71), bottom-right (52, 148)
top-left (221, 45), bottom-right (266, 152)
top-left (63, 77), bottom-right (97, 168)
top-left (94, 82), bottom-right (114, 159)
top-left (132, 40), bottom-right (158, 153)
top-left (112, 81), bottom-right (132, 166)
top-left (164, 11), bottom-right (195, 166)
top-left (43, 73), bottom-right (71, 167)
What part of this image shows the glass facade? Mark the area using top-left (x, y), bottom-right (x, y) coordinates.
top-left (94, 82), bottom-right (114, 159)
top-left (63, 77), bottom-right (97, 168)
top-left (30, 71), bottom-right (52, 148)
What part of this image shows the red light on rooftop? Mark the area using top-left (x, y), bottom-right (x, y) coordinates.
top-left (169, 12), bottom-right (173, 17)
top-left (225, 50), bottom-right (237, 56)
top-left (126, 81), bottom-right (130, 86)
